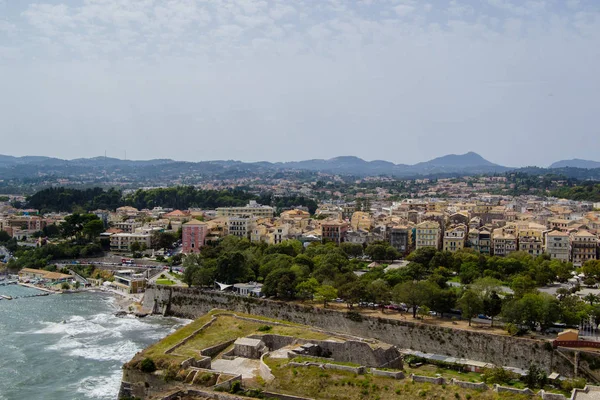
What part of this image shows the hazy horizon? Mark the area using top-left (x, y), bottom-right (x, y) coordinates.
top-left (1, 1), bottom-right (599, 166)
top-left (2, 150), bottom-right (599, 169)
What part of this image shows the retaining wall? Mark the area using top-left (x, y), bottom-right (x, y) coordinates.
top-left (142, 286), bottom-right (592, 376)
top-left (410, 374), bottom-right (446, 385)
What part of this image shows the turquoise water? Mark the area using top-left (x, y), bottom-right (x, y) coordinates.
top-left (0, 284), bottom-right (188, 400)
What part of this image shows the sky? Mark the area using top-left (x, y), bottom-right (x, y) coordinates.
top-left (0, 0), bottom-right (599, 167)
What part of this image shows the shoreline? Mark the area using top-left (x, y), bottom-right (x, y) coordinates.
top-left (99, 287), bottom-right (147, 315)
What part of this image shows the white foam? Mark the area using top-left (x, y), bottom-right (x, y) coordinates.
top-left (75, 370), bottom-right (121, 399)
top-left (69, 340), bottom-right (141, 362)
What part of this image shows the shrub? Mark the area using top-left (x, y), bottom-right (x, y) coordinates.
top-left (561, 378), bottom-right (586, 391)
top-left (523, 363), bottom-right (547, 388)
top-left (230, 381), bottom-right (242, 394)
top-left (482, 367), bottom-right (517, 385)
top-left (257, 325), bottom-right (272, 332)
top-left (346, 310), bottom-right (363, 322)
top-left (505, 323), bottom-right (519, 336)
top-left (140, 357), bottom-right (157, 373)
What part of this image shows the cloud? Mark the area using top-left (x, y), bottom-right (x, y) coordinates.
top-left (393, 4), bottom-right (415, 17)
top-left (0, 0), bottom-right (599, 165)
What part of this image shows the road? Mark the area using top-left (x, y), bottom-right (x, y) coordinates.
top-left (0, 246), bottom-right (11, 262)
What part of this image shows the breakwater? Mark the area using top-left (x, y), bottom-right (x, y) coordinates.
top-left (142, 285), bottom-right (600, 380)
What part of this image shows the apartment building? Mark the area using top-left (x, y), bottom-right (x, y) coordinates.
top-left (442, 227), bottom-right (466, 253)
top-left (182, 219), bottom-right (208, 254)
top-left (545, 230), bottom-right (570, 261)
top-left (113, 220), bottom-right (143, 233)
top-left (389, 226), bottom-right (411, 254)
top-left (492, 228), bottom-right (517, 257)
top-left (217, 201), bottom-right (274, 218)
top-left (571, 230), bottom-right (598, 266)
top-left (110, 232), bottom-right (152, 252)
top-left (227, 215), bottom-right (258, 240)
top-left (321, 220), bottom-right (349, 245)
top-left (415, 220), bottom-right (441, 250)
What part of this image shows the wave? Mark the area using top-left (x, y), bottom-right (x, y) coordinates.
top-left (75, 370), bottom-right (122, 399)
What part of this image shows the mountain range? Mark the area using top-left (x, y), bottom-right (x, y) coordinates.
top-left (0, 152), bottom-right (599, 181)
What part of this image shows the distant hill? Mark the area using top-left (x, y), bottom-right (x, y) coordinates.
top-left (549, 159), bottom-right (600, 169)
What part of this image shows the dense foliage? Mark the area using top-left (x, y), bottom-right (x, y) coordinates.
top-left (123, 187), bottom-right (256, 210)
top-left (26, 187), bottom-right (122, 213)
top-left (551, 182), bottom-right (600, 202)
top-left (181, 237), bottom-right (600, 334)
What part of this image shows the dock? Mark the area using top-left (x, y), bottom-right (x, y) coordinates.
top-left (18, 282), bottom-right (58, 293)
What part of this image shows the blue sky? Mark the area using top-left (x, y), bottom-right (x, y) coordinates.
top-left (1, 0), bottom-right (599, 167)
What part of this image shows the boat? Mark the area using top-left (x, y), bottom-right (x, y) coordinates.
top-left (0, 295), bottom-right (13, 300)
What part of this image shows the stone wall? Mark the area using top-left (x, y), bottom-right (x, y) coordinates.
top-left (371, 369), bottom-right (404, 379)
top-left (142, 286), bottom-right (595, 376)
top-left (450, 379), bottom-right (488, 391)
top-left (411, 374), bottom-right (446, 385)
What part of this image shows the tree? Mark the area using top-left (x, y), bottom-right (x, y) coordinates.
top-left (74, 281), bottom-right (81, 289)
top-left (0, 230), bottom-right (11, 242)
top-left (483, 291), bottom-right (503, 327)
top-left (183, 263), bottom-right (200, 287)
top-left (417, 305), bottom-right (431, 319)
top-left (583, 260), bottom-right (600, 282)
top-left (315, 285), bottom-right (338, 307)
top-left (584, 293), bottom-right (599, 306)
top-left (393, 281), bottom-right (430, 319)
top-left (296, 278), bottom-right (319, 301)
top-left (130, 241), bottom-right (142, 253)
top-left (472, 277), bottom-right (503, 326)
top-left (338, 280), bottom-right (366, 308)
top-left (82, 219), bottom-right (105, 240)
top-left (365, 244), bottom-right (388, 262)
top-left (524, 364), bottom-right (547, 389)
top-left (262, 269), bottom-right (297, 299)
top-left (340, 243), bottom-right (363, 258)
top-left (366, 279), bottom-right (392, 311)
top-left (215, 251), bottom-right (253, 283)
top-left (457, 289), bottom-right (483, 326)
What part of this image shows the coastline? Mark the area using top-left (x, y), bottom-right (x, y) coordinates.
top-left (99, 287), bottom-right (147, 315)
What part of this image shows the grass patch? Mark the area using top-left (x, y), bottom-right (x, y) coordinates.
top-left (156, 279), bottom-right (176, 286)
top-left (129, 310), bottom-right (333, 370)
top-left (256, 357), bottom-right (523, 400)
top-left (174, 315), bottom-right (331, 359)
top-left (292, 356), bottom-right (361, 367)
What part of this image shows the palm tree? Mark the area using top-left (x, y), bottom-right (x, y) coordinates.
top-left (584, 293), bottom-right (599, 306)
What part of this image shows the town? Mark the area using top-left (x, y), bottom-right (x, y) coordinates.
top-left (3, 181), bottom-right (600, 399)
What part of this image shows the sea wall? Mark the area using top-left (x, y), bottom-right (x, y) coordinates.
top-left (142, 286), bottom-right (593, 376)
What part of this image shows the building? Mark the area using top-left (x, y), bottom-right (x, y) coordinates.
top-left (110, 232), bottom-right (152, 252)
top-left (571, 230), bottom-right (598, 266)
top-left (113, 220), bottom-right (142, 233)
top-left (468, 228), bottom-right (491, 255)
top-left (271, 224), bottom-right (290, 244)
top-left (217, 201), bottom-right (274, 219)
top-left (389, 226), bottom-right (411, 254)
top-left (545, 230), bottom-right (570, 261)
top-left (350, 211), bottom-right (373, 231)
top-left (182, 219), bottom-right (208, 254)
top-left (18, 268), bottom-right (71, 283)
top-left (492, 228), bottom-right (517, 257)
top-left (321, 220), bottom-right (349, 245)
top-left (112, 270), bottom-right (146, 294)
top-left (442, 227), bottom-right (466, 253)
top-left (415, 221), bottom-right (441, 250)
top-left (227, 215), bottom-right (258, 240)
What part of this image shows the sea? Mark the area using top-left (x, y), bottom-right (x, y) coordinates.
top-left (0, 284), bottom-right (190, 400)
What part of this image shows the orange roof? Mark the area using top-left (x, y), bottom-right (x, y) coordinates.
top-left (165, 210), bottom-right (188, 217)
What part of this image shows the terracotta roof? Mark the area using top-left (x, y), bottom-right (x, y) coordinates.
top-left (183, 219), bottom-right (207, 226)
